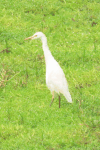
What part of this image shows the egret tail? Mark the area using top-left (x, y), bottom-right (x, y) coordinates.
top-left (64, 92), bottom-right (72, 103)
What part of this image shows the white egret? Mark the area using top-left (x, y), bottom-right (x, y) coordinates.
top-left (25, 32), bottom-right (72, 108)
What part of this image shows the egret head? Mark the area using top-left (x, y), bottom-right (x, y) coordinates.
top-left (24, 32), bottom-right (45, 40)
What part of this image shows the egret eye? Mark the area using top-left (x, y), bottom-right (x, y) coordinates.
top-left (34, 35), bottom-right (37, 37)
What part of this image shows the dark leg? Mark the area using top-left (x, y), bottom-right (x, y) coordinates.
top-left (50, 91), bottom-right (54, 107)
top-left (59, 96), bottom-right (61, 108)
top-left (50, 98), bottom-right (54, 106)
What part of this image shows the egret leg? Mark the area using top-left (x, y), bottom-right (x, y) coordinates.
top-left (59, 96), bottom-right (61, 108)
top-left (50, 91), bottom-right (54, 107)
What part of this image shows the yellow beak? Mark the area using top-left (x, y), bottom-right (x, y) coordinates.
top-left (24, 36), bottom-right (33, 40)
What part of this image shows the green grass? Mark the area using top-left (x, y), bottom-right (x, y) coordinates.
top-left (0, 0), bottom-right (100, 149)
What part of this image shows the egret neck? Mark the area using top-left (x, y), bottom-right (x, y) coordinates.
top-left (41, 35), bottom-right (53, 65)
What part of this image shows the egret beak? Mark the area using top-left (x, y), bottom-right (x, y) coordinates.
top-left (24, 36), bottom-right (33, 40)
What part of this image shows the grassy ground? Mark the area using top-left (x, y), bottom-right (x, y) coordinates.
top-left (0, 0), bottom-right (100, 149)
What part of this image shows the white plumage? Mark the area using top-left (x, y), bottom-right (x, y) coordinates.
top-left (25, 32), bottom-right (72, 108)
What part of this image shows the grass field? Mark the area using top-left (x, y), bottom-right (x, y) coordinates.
top-left (0, 0), bottom-right (100, 149)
